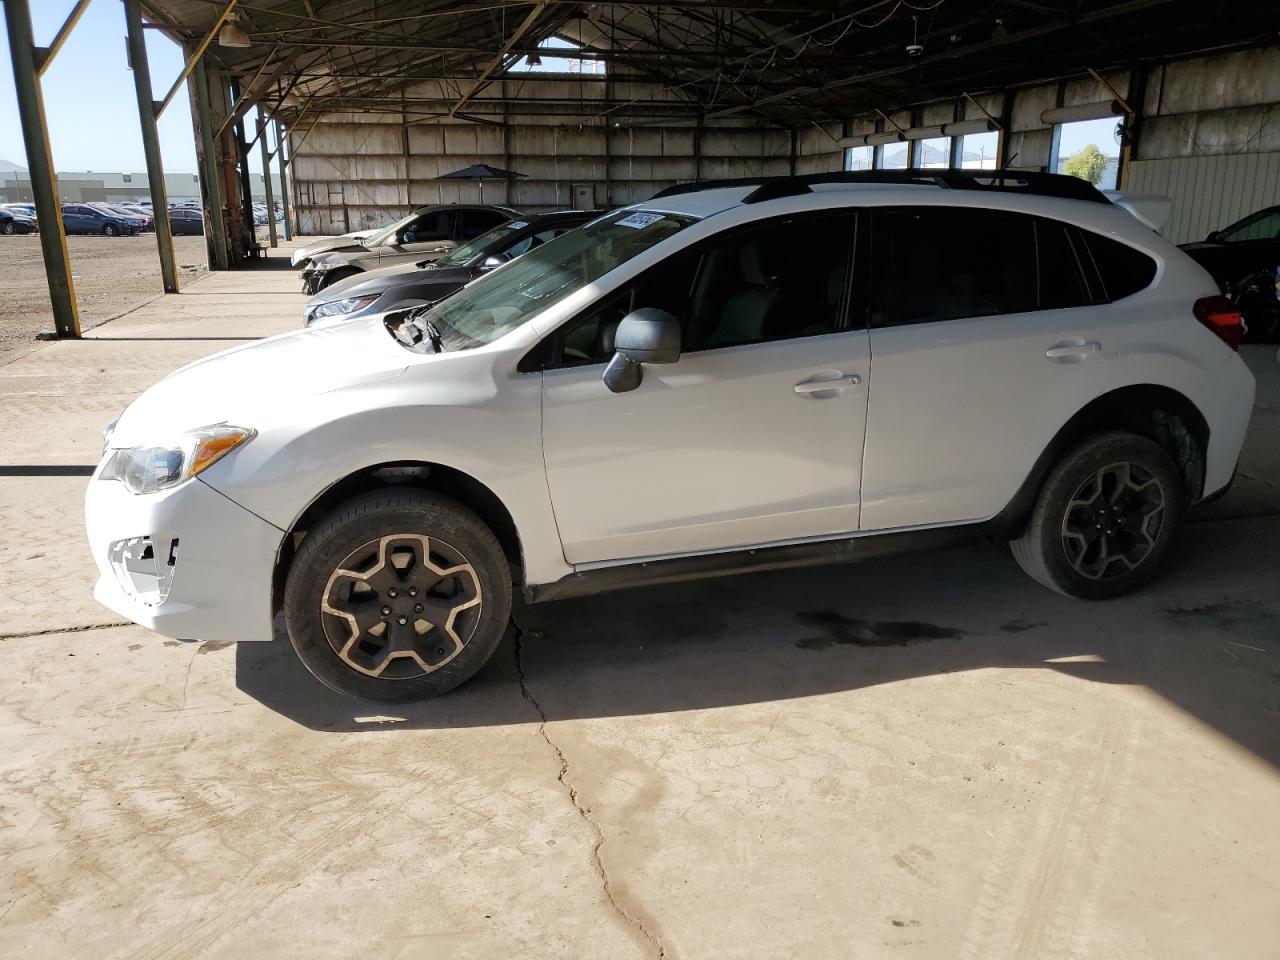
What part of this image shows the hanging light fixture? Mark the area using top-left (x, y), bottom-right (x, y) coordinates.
top-left (526, 53), bottom-right (543, 67)
top-left (218, 12), bottom-right (252, 48)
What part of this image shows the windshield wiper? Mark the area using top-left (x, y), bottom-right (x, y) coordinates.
top-left (406, 307), bottom-right (445, 353)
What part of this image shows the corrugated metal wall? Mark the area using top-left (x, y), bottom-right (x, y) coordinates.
top-left (1128, 152), bottom-right (1280, 243)
top-left (790, 44), bottom-right (1279, 243)
top-left (289, 76), bottom-right (792, 235)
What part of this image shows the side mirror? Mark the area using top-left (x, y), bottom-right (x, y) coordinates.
top-left (1206, 229), bottom-right (1224, 242)
top-left (477, 255), bottom-right (504, 273)
top-left (602, 308), bottom-right (681, 394)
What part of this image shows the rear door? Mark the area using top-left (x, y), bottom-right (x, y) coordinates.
top-left (538, 211), bottom-right (871, 563)
top-left (860, 206), bottom-right (1118, 531)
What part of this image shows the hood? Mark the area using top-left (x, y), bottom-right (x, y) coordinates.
top-left (110, 316), bottom-right (409, 444)
top-left (312, 262), bottom-right (470, 304)
top-left (291, 231), bottom-right (374, 264)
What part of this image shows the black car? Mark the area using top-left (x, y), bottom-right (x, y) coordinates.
top-left (0, 209), bottom-right (37, 235)
top-left (1181, 205), bottom-right (1280, 340)
top-left (168, 208), bottom-right (205, 235)
top-left (60, 203), bottom-right (142, 237)
top-left (303, 209), bottom-right (605, 327)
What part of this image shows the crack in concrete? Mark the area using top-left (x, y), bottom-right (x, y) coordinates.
top-left (0, 621), bottom-right (130, 641)
top-left (511, 620), bottom-right (667, 960)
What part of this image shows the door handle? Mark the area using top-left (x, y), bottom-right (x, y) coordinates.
top-left (794, 373), bottom-right (861, 395)
top-left (1045, 340), bottom-right (1101, 360)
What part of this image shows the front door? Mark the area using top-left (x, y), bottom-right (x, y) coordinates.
top-left (539, 211), bottom-right (870, 564)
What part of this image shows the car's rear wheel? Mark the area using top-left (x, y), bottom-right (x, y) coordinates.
top-left (284, 489), bottom-right (512, 701)
top-left (1010, 431), bottom-right (1186, 599)
top-left (102, 223), bottom-right (118, 237)
top-left (0, 221), bottom-right (14, 236)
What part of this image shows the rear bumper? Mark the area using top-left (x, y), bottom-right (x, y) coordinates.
top-left (1193, 353), bottom-right (1256, 501)
top-left (85, 469), bottom-right (283, 643)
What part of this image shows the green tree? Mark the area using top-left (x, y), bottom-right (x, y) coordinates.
top-left (1063, 143), bottom-right (1108, 185)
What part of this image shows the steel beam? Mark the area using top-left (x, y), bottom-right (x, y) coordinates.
top-left (193, 57), bottom-right (230, 269)
top-left (124, 0), bottom-right (179, 293)
top-left (35, 0), bottom-right (91, 76)
top-left (274, 119), bottom-right (292, 241)
top-left (258, 111), bottom-right (277, 247)
top-left (156, 0), bottom-right (238, 117)
top-left (3, 0), bottom-right (80, 337)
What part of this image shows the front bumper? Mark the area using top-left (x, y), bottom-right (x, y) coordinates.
top-left (85, 467), bottom-right (284, 643)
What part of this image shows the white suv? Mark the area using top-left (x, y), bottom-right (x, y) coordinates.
top-left (86, 171), bottom-right (1256, 702)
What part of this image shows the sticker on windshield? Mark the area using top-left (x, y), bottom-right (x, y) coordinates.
top-left (506, 221), bottom-right (528, 230)
top-left (616, 212), bottom-right (665, 229)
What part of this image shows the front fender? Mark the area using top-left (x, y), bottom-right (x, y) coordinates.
top-left (198, 354), bottom-right (573, 586)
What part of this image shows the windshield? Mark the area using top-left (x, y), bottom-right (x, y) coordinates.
top-left (412, 209), bottom-right (696, 350)
top-left (432, 220), bottom-right (527, 268)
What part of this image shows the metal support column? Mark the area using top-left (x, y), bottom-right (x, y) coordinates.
top-left (274, 119), bottom-right (291, 241)
top-left (3, 0), bottom-right (80, 337)
top-left (229, 78), bottom-right (256, 254)
top-left (123, 0), bottom-right (178, 293)
top-left (192, 58), bottom-right (229, 269)
top-left (258, 111), bottom-right (277, 247)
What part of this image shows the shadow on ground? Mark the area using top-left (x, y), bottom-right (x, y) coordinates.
top-left (237, 517), bottom-right (1280, 769)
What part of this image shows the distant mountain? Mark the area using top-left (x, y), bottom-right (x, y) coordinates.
top-left (0, 159), bottom-right (27, 173)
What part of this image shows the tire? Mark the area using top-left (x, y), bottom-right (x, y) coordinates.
top-left (1010, 431), bottom-right (1186, 599)
top-left (102, 223), bottom-right (118, 237)
top-left (0, 221), bottom-right (14, 236)
top-left (283, 489), bottom-right (512, 701)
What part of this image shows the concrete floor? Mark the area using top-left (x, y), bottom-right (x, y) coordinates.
top-left (2, 245), bottom-right (1279, 959)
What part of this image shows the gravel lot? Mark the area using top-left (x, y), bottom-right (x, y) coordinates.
top-left (0, 233), bottom-right (210, 363)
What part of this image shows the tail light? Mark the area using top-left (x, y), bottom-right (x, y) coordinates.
top-left (1193, 295), bottom-right (1242, 350)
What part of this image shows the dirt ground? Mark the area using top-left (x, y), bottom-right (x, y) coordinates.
top-left (0, 233), bottom-right (210, 362)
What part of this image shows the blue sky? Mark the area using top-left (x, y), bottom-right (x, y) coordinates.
top-left (1, 0), bottom-right (199, 173)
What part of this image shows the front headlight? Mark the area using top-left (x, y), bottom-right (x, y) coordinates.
top-left (102, 425), bottom-right (255, 495)
top-left (312, 294), bottom-right (379, 319)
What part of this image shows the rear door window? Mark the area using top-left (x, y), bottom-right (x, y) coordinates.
top-left (873, 208), bottom-right (1037, 325)
top-left (1035, 220), bottom-right (1093, 310)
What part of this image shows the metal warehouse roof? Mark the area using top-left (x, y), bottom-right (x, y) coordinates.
top-left (139, 1), bottom-right (1276, 128)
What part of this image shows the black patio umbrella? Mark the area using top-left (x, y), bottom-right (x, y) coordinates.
top-left (436, 163), bottom-right (527, 203)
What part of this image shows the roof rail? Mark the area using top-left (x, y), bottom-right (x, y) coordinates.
top-left (649, 176), bottom-right (777, 200)
top-left (739, 169), bottom-right (1111, 205)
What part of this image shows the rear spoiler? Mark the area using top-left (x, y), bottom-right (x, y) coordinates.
top-left (1103, 191), bottom-right (1172, 232)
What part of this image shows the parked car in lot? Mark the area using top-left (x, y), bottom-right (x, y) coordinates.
top-left (304, 210), bottom-right (605, 327)
top-left (0, 208), bottom-right (37, 234)
top-left (168, 208), bottom-right (205, 235)
top-left (1180, 205), bottom-right (1280, 341)
top-left (2, 202), bottom-right (37, 220)
top-left (86, 170), bottom-right (1255, 703)
top-left (301, 204), bottom-right (519, 294)
top-left (62, 203), bottom-right (140, 236)
top-left (115, 203), bottom-right (155, 231)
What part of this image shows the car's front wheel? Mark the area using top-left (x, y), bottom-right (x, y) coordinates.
top-left (284, 489), bottom-right (512, 701)
top-left (316, 267), bottom-right (359, 291)
top-left (1011, 431), bottom-right (1186, 599)
top-left (102, 223), bottom-right (118, 237)
top-left (0, 221), bottom-right (14, 236)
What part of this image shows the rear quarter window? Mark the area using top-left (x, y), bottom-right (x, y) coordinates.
top-left (1078, 231), bottom-right (1157, 301)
